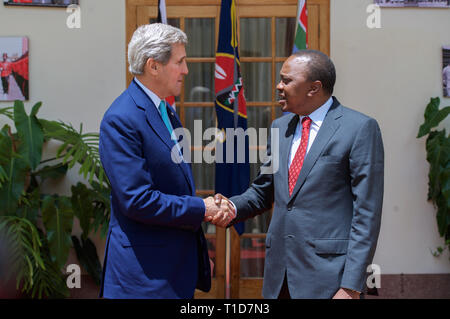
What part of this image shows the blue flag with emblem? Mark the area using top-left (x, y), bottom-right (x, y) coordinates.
top-left (214, 0), bottom-right (249, 235)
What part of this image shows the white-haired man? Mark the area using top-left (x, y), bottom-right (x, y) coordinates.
top-left (99, 23), bottom-right (234, 299)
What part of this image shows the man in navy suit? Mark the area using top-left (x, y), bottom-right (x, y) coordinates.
top-left (99, 23), bottom-right (233, 299)
top-left (217, 50), bottom-right (384, 299)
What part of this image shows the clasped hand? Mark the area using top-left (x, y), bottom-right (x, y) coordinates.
top-left (203, 193), bottom-right (236, 227)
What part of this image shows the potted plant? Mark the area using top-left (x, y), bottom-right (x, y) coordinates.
top-left (417, 97), bottom-right (450, 259)
top-left (0, 100), bottom-right (110, 298)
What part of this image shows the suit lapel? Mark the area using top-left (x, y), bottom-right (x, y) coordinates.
top-left (128, 80), bottom-right (195, 194)
top-left (128, 80), bottom-right (175, 150)
top-left (288, 98), bottom-right (343, 203)
top-left (167, 106), bottom-right (197, 195)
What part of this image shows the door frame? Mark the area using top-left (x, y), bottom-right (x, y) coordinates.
top-left (125, 0), bottom-right (330, 299)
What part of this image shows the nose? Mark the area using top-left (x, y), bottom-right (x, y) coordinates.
top-left (182, 61), bottom-right (189, 75)
top-left (276, 80), bottom-right (284, 91)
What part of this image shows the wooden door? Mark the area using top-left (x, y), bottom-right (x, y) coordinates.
top-left (125, 0), bottom-right (330, 299)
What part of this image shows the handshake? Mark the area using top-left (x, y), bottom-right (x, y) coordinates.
top-left (202, 193), bottom-right (236, 227)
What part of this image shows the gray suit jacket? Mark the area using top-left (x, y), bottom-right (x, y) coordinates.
top-left (230, 97), bottom-right (384, 298)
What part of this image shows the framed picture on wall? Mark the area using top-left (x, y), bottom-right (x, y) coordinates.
top-left (3, 0), bottom-right (78, 7)
top-left (374, 0), bottom-right (450, 7)
top-left (0, 37), bottom-right (29, 101)
top-left (443, 46), bottom-right (450, 98)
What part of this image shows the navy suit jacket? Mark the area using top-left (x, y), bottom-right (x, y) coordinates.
top-left (230, 97), bottom-right (384, 298)
top-left (99, 80), bottom-right (211, 298)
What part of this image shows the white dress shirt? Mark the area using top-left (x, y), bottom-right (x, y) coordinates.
top-left (134, 77), bottom-right (173, 119)
top-left (230, 97), bottom-right (333, 220)
top-left (288, 97), bottom-right (333, 168)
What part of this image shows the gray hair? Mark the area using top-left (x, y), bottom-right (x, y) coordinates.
top-left (128, 23), bottom-right (188, 75)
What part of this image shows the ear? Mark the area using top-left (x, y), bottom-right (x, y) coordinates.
top-left (308, 80), bottom-right (322, 97)
top-left (145, 58), bottom-right (160, 76)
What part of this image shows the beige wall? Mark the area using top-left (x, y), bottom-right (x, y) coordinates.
top-left (331, 0), bottom-right (450, 273)
top-left (0, 0), bottom-right (449, 275)
top-left (0, 0), bottom-right (125, 266)
top-left (0, 0), bottom-right (125, 131)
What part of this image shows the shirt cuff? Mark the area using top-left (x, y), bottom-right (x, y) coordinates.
top-left (229, 200), bottom-right (237, 216)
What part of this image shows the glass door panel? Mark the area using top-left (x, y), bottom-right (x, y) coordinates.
top-left (185, 63), bottom-right (215, 102)
top-left (185, 18), bottom-right (215, 58)
top-left (240, 18), bottom-right (271, 57)
top-left (241, 63), bottom-right (272, 101)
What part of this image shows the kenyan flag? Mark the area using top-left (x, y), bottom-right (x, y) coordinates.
top-left (293, 0), bottom-right (308, 53)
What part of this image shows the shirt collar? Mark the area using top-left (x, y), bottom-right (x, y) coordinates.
top-left (300, 96), bottom-right (333, 127)
top-left (134, 77), bottom-right (163, 111)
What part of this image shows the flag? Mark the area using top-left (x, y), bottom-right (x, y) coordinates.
top-left (215, 0), bottom-right (249, 235)
top-left (292, 0), bottom-right (308, 53)
top-left (157, 0), bottom-right (176, 111)
top-left (157, 0), bottom-right (167, 24)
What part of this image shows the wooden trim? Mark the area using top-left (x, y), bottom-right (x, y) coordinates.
top-left (237, 5), bottom-right (297, 18)
top-left (125, 0), bottom-right (138, 87)
top-left (184, 102), bottom-right (215, 107)
top-left (215, 226), bottom-right (226, 298)
top-left (127, 0), bottom-right (300, 6)
top-left (271, 16), bottom-right (276, 123)
top-left (307, 3), bottom-right (320, 52)
top-left (179, 16), bottom-right (186, 126)
top-left (137, 6), bottom-right (156, 25)
top-left (195, 279), bottom-right (218, 299)
top-left (127, 0), bottom-right (327, 6)
top-left (241, 57), bottom-right (291, 62)
top-left (183, 101), bottom-right (274, 107)
top-left (125, 0), bottom-right (330, 299)
top-left (186, 57), bottom-right (216, 63)
top-left (239, 278), bottom-right (264, 299)
top-left (215, 5), bottom-right (221, 50)
top-left (318, 0), bottom-right (331, 56)
top-left (196, 189), bottom-right (215, 196)
top-left (230, 227), bottom-right (241, 299)
top-left (240, 57), bottom-right (272, 62)
top-left (204, 233), bottom-right (216, 239)
top-left (137, 5), bottom-right (218, 18)
top-left (170, 6), bottom-right (218, 17)
top-left (240, 233), bottom-right (266, 239)
top-left (246, 102), bottom-right (273, 106)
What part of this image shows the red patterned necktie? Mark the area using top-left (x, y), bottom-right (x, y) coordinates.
top-left (288, 116), bottom-right (312, 196)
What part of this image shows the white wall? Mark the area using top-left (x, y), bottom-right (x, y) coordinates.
top-left (331, 0), bottom-right (450, 273)
top-left (0, 0), bottom-right (125, 131)
top-left (0, 0), bottom-right (125, 264)
top-left (0, 0), bottom-right (449, 275)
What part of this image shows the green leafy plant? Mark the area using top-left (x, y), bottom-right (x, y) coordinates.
top-left (0, 100), bottom-right (110, 298)
top-left (417, 97), bottom-right (450, 258)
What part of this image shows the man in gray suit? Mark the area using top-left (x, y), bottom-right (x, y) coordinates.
top-left (216, 50), bottom-right (384, 299)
